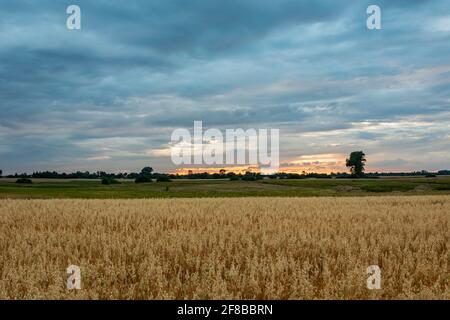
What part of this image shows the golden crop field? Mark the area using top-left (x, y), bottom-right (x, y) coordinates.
top-left (0, 196), bottom-right (448, 300)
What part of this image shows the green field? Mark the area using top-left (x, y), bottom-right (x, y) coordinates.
top-left (2, 176), bottom-right (450, 199)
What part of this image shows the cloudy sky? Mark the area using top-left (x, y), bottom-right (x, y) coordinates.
top-left (1, 0), bottom-right (450, 174)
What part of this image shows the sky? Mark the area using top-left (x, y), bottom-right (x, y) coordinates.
top-left (1, 0), bottom-right (450, 174)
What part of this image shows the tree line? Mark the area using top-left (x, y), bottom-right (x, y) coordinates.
top-left (1, 151), bottom-right (449, 182)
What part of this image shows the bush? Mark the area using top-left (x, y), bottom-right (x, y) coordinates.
top-left (156, 175), bottom-right (172, 182)
top-left (101, 177), bottom-right (120, 185)
top-left (135, 176), bottom-right (152, 183)
top-left (229, 176), bottom-right (240, 181)
top-left (425, 173), bottom-right (436, 178)
top-left (241, 172), bottom-right (263, 181)
top-left (16, 178), bottom-right (32, 184)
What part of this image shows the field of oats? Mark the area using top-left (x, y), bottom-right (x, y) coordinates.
top-left (0, 196), bottom-right (448, 300)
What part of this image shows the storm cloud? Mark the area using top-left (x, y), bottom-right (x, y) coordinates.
top-left (1, 0), bottom-right (449, 173)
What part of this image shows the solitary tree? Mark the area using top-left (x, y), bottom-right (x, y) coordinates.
top-left (135, 166), bottom-right (153, 183)
top-left (346, 151), bottom-right (366, 177)
top-left (141, 167), bottom-right (153, 177)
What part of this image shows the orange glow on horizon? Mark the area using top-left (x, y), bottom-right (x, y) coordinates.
top-left (171, 166), bottom-right (261, 175)
top-left (167, 153), bottom-right (416, 175)
top-left (168, 154), bottom-right (354, 175)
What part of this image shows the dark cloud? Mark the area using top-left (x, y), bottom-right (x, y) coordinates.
top-left (1, 0), bottom-right (450, 173)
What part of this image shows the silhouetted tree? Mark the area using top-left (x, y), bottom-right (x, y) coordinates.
top-left (241, 171), bottom-right (263, 181)
top-left (346, 151), bottom-right (366, 177)
top-left (141, 167), bottom-right (153, 177)
top-left (96, 171), bottom-right (108, 178)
